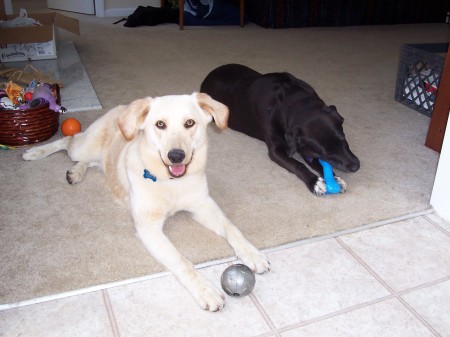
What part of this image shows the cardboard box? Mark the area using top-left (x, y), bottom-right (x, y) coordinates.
top-left (0, 5), bottom-right (80, 62)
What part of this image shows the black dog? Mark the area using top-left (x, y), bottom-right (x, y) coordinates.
top-left (200, 64), bottom-right (360, 196)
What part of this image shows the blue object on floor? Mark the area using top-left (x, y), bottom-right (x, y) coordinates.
top-left (319, 159), bottom-right (341, 194)
top-left (184, 0), bottom-right (244, 26)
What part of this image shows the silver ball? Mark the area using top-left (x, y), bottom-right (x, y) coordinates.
top-left (221, 264), bottom-right (256, 297)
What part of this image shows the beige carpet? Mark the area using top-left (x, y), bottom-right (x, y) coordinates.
top-left (0, 11), bottom-right (448, 305)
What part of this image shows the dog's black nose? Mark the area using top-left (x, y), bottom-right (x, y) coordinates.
top-left (168, 149), bottom-right (185, 163)
top-left (347, 158), bottom-right (360, 172)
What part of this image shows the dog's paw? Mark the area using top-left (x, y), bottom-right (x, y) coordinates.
top-left (22, 148), bottom-right (43, 161)
top-left (190, 278), bottom-right (225, 312)
top-left (335, 176), bottom-right (347, 193)
top-left (66, 162), bottom-right (87, 185)
top-left (66, 170), bottom-right (78, 184)
top-left (237, 246), bottom-right (270, 274)
top-left (66, 169), bottom-right (85, 185)
top-left (313, 177), bottom-right (327, 196)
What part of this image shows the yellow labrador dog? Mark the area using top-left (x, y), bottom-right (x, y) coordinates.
top-left (22, 93), bottom-right (270, 311)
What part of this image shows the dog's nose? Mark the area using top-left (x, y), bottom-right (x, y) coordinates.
top-left (168, 149), bottom-right (185, 163)
top-left (347, 158), bottom-right (360, 172)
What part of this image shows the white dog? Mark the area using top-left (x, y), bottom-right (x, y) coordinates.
top-left (22, 93), bottom-right (270, 311)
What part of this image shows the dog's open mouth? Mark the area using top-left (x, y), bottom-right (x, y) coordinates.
top-left (168, 164), bottom-right (187, 178)
top-left (161, 151), bottom-right (194, 179)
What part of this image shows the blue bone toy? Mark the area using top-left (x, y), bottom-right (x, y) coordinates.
top-left (319, 159), bottom-right (341, 194)
top-left (143, 169), bottom-right (157, 182)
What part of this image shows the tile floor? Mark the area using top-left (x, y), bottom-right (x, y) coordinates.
top-left (1, 211), bottom-right (450, 337)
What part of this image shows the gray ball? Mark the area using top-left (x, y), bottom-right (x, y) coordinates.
top-left (221, 264), bottom-right (256, 297)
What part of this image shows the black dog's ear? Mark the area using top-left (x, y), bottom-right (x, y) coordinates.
top-left (269, 82), bottom-right (288, 107)
top-left (284, 132), bottom-right (297, 157)
top-left (285, 130), bottom-right (305, 157)
top-left (325, 105), bottom-right (344, 123)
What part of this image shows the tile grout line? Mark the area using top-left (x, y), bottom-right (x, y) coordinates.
top-left (424, 214), bottom-right (450, 237)
top-left (335, 237), bottom-right (398, 294)
top-left (396, 276), bottom-right (450, 297)
top-left (396, 296), bottom-right (443, 337)
top-left (275, 294), bottom-right (395, 334)
top-left (248, 292), bottom-right (281, 337)
top-left (268, 238), bottom-right (450, 334)
top-left (102, 290), bottom-right (121, 337)
top-left (336, 235), bottom-right (442, 337)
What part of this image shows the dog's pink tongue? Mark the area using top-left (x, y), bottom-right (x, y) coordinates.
top-left (169, 164), bottom-right (186, 177)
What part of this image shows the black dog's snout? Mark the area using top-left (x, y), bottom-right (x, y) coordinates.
top-left (168, 149), bottom-right (185, 163)
top-left (348, 158), bottom-right (360, 172)
top-left (338, 156), bottom-right (360, 172)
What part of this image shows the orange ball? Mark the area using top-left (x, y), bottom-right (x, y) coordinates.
top-left (61, 118), bottom-right (81, 136)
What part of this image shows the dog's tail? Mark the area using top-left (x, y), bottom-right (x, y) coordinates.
top-left (22, 137), bottom-right (71, 161)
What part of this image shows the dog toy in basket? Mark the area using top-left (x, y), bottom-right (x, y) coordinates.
top-left (0, 82), bottom-right (63, 146)
top-left (0, 81), bottom-right (65, 112)
top-left (30, 83), bottom-right (66, 112)
top-left (319, 159), bottom-right (341, 194)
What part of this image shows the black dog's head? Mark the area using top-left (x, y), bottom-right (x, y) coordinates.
top-left (285, 104), bottom-right (360, 173)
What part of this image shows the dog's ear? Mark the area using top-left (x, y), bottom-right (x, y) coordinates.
top-left (118, 97), bottom-right (152, 140)
top-left (285, 129), bottom-right (306, 157)
top-left (285, 131), bottom-right (298, 157)
top-left (194, 92), bottom-right (229, 130)
top-left (326, 105), bottom-right (344, 123)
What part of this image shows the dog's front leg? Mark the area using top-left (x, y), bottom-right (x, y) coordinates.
top-left (267, 142), bottom-right (327, 196)
top-left (189, 197), bottom-right (270, 274)
top-left (132, 209), bottom-right (225, 311)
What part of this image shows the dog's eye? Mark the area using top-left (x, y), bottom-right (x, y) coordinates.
top-left (155, 121), bottom-right (166, 130)
top-left (185, 119), bottom-right (195, 128)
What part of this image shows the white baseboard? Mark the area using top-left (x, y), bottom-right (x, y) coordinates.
top-left (104, 7), bottom-right (137, 17)
top-left (103, 1), bottom-right (162, 18)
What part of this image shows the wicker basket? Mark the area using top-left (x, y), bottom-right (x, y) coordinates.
top-left (0, 85), bottom-right (61, 147)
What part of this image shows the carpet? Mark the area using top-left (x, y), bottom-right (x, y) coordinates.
top-left (0, 16), bottom-right (448, 306)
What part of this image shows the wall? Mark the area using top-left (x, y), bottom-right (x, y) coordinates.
top-left (102, 0), bottom-right (160, 17)
top-left (430, 116), bottom-right (450, 222)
